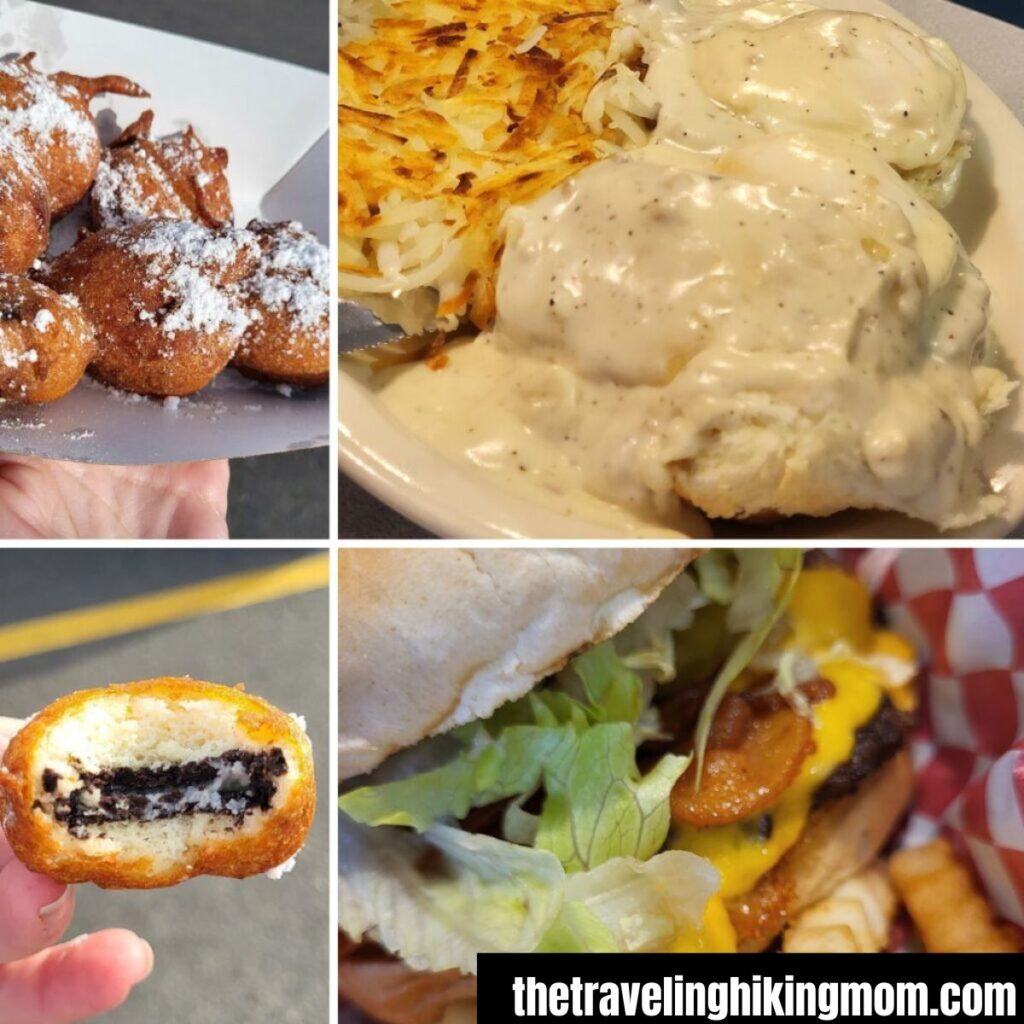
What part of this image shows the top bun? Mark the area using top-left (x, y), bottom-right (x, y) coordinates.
top-left (339, 549), bottom-right (695, 780)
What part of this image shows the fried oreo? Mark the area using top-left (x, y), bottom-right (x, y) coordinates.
top-left (91, 109), bottom-right (233, 230)
top-left (232, 220), bottom-right (329, 387)
top-left (0, 273), bottom-right (95, 403)
top-left (42, 219), bottom-right (258, 396)
top-left (0, 678), bottom-right (315, 889)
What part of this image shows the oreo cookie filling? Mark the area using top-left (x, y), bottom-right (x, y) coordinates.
top-left (40, 748), bottom-right (287, 839)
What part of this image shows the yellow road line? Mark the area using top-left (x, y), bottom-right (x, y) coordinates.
top-left (0, 553), bottom-right (329, 664)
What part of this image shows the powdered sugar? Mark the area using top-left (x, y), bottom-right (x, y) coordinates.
top-left (0, 327), bottom-right (39, 370)
top-left (1, 345), bottom-right (24, 370)
top-left (0, 411), bottom-right (47, 426)
top-left (162, 266), bottom-right (248, 338)
top-left (126, 221), bottom-right (257, 340)
top-left (0, 56), bottom-right (95, 162)
top-left (92, 150), bottom-right (182, 227)
top-left (130, 219), bottom-right (253, 273)
top-left (261, 222), bottom-right (330, 290)
top-left (89, 379), bottom-right (150, 404)
top-left (242, 221), bottom-right (329, 336)
top-left (257, 275), bottom-right (328, 337)
top-left (33, 308), bottom-right (54, 332)
top-left (0, 125), bottom-right (38, 202)
top-left (0, 354), bottom-right (33, 398)
top-left (161, 127), bottom-right (214, 176)
top-left (89, 109), bottom-right (232, 233)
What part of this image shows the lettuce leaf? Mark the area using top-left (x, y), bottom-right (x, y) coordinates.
top-left (541, 851), bottom-right (721, 954)
top-left (338, 725), bottom-right (575, 832)
top-left (340, 816), bottom-right (720, 972)
top-left (693, 550), bottom-right (735, 605)
top-left (728, 550), bottom-right (785, 632)
top-left (340, 720), bottom-right (687, 872)
top-left (692, 549), bottom-right (797, 632)
top-left (614, 573), bottom-right (705, 683)
top-left (339, 641), bottom-right (687, 872)
top-left (535, 902), bottom-right (619, 953)
top-left (533, 723), bottom-right (686, 872)
top-left (692, 550), bottom-right (804, 784)
top-left (340, 819), bottom-right (566, 974)
top-left (571, 642), bottom-right (645, 723)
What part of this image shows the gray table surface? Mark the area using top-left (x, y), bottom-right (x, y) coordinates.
top-left (37, 0), bottom-right (330, 540)
top-left (338, 0), bottom-right (1024, 540)
top-left (0, 550), bottom-right (331, 1024)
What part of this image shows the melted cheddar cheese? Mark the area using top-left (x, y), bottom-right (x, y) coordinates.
top-left (669, 567), bottom-right (915, 914)
top-left (669, 894), bottom-right (738, 952)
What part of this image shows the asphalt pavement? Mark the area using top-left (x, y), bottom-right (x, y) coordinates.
top-left (0, 550), bottom-right (331, 1024)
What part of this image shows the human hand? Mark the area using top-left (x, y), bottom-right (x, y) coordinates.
top-left (0, 717), bottom-right (155, 1023)
top-left (0, 458), bottom-right (229, 539)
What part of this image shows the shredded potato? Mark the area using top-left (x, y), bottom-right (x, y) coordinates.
top-left (339, 0), bottom-right (652, 332)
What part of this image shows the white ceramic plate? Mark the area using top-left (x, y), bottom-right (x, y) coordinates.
top-left (338, 0), bottom-right (1024, 538)
top-left (1, 0), bottom-right (330, 464)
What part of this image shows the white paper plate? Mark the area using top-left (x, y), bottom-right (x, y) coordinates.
top-left (1, 0), bottom-right (330, 464)
top-left (338, 0), bottom-right (1024, 539)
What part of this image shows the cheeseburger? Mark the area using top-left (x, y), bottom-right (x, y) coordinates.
top-left (339, 549), bottom-right (916, 1020)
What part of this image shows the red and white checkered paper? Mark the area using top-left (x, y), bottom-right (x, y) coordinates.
top-left (853, 549), bottom-right (1024, 929)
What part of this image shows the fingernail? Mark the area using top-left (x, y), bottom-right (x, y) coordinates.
top-left (38, 886), bottom-right (71, 919)
top-left (138, 939), bottom-right (155, 980)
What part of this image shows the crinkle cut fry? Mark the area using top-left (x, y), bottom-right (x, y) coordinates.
top-left (889, 838), bottom-right (1021, 953)
top-left (782, 862), bottom-right (897, 953)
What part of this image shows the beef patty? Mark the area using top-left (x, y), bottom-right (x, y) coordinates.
top-left (813, 698), bottom-right (912, 808)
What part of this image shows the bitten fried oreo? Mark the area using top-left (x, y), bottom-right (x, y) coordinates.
top-left (0, 678), bottom-right (315, 889)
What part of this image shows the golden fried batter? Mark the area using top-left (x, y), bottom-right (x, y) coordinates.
top-left (0, 128), bottom-right (49, 274)
top-left (232, 220), bottom-right (329, 387)
top-left (0, 53), bottom-right (148, 217)
top-left (0, 273), bottom-right (95, 403)
top-left (90, 109), bottom-right (233, 230)
top-left (42, 219), bottom-right (258, 397)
